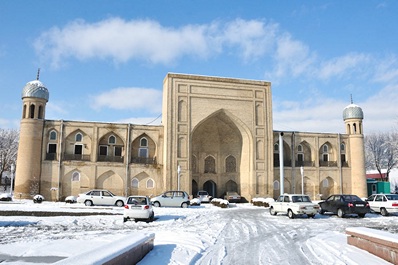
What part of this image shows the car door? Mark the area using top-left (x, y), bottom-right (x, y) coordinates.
top-left (273, 195), bottom-right (284, 212)
top-left (366, 195), bottom-right (376, 211)
top-left (333, 195), bottom-right (343, 212)
top-left (172, 191), bottom-right (184, 207)
top-left (160, 191), bottom-right (174, 206)
top-left (373, 195), bottom-right (384, 212)
top-left (101, 190), bottom-right (115, 206)
top-left (322, 195), bottom-right (335, 212)
top-left (90, 190), bottom-right (101, 205)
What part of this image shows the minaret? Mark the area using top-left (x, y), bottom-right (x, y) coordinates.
top-left (14, 71), bottom-right (49, 199)
top-left (343, 98), bottom-right (367, 197)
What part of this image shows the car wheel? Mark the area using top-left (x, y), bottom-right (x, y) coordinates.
top-left (337, 208), bottom-right (345, 218)
top-left (181, 202), bottom-right (188, 208)
top-left (85, 200), bottom-right (93, 206)
top-left (269, 207), bottom-right (277, 216)
top-left (123, 217), bottom-right (128, 223)
top-left (288, 209), bottom-right (295, 219)
top-left (358, 213), bottom-right (366, 218)
top-left (153, 201), bottom-right (161, 207)
top-left (308, 214), bottom-right (315, 218)
top-left (380, 208), bottom-right (388, 216)
top-left (150, 212), bottom-right (155, 222)
top-left (115, 200), bottom-right (124, 207)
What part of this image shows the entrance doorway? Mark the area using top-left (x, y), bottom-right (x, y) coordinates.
top-left (203, 180), bottom-right (217, 198)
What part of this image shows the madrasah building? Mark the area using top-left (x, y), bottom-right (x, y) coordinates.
top-left (14, 73), bottom-right (368, 201)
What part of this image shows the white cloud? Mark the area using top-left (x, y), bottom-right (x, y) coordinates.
top-left (273, 83), bottom-right (398, 134)
top-left (34, 18), bottom-right (279, 68)
top-left (90, 87), bottom-right (162, 113)
top-left (222, 19), bottom-right (278, 61)
top-left (318, 53), bottom-right (371, 80)
top-left (266, 33), bottom-right (317, 80)
top-left (116, 116), bottom-right (162, 126)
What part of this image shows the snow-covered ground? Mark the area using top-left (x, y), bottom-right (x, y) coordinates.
top-left (0, 200), bottom-right (395, 265)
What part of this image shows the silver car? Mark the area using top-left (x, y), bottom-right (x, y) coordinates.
top-left (151, 191), bottom-right (190, 208)
top-left (197, 190), bottom-right (212, 203)
top-left (76, 189), bottom-right (126, 207)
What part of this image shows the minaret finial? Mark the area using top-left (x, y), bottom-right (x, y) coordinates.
top-left (36, 68), bottom-right (40, 80)
top-left (350, 94), bottom-right (353, 104)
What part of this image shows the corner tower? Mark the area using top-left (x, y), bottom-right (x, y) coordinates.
top-left (343, 102), bottom-right (367, 197)
top-left (14, 76), bottom-right (49, 198)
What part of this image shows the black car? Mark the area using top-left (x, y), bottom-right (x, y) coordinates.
top-left (319, 194), bottom-right (370, 218)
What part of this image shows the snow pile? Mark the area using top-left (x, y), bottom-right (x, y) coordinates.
top-left (210, 198), bottom-right (229, 208)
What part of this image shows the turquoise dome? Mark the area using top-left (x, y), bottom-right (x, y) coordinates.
top-left (22, 80), bottom-right (49, 101)
top-left (343, 104), bottom-right (363, 120)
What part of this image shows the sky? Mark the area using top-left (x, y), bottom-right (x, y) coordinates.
top-left (1, 1), bottom-right (398, 133)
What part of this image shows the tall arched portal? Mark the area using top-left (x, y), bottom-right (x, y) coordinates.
top-left (191, 110), bottom-right (244, 198)
top-left (203, 180), bottom-right (217, 197)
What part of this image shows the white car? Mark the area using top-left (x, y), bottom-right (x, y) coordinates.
top-left (269, 194), bottom-right (320, 219)
top-left (197, 190), bottom-right (212, 203)
top-left (76, 189), bottom-right (126, 207)
top-left (123, 196), bottom-right (154, 223)
top-left (366, 194), bottom-right (398, 216)
top-left (151, 191), bottom-right (190, 208)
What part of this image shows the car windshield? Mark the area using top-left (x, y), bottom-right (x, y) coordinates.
top-left (386, 194), bottom-right (398, 200)
top-left (128, 197), bottom-right (147, 205)
top-left (107, 191), bottom-right (116, 196)
top-left (292, 196), bottom-right (311, 203)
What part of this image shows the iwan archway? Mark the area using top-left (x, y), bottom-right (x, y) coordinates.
top-left (191, 110), bottom-right (252, 199)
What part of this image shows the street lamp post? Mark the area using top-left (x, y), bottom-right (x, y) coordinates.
top-left (177, 165), bottom-right (181, 191)
top-left (300, 166), bottom-right (304, 195)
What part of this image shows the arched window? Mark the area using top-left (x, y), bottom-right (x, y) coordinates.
top-left (146, 178), bottom-right (154, 189)
top-left (72, 171), bottom-right (80, 182)
top-left (298, 144), bottom-right (303, 152)
top-left (225, 155), bottom-right (236, 172)
top-left (23, 104), bottom-right (27, 119)
top-left (204, 156), bottom-right (216, 173)
top-left (29, 104), bottom-right (35, 119)
top-left (38, 105), bottom-right (43, 119)
top-left (274, 143), bottom-right (279, 152)
top-left (75, 133), bottom-right (83, 142)
top-left (131, 178), bottom-right (139, 188)
top-left (323, 145), bottom-right (328, 153)
top-left (340, 143), bottom-right (345, 152)
top-left (108, 135), bottom-right (116, 144)
top-left (297, 144), bottom-right (304, 162)
top-left (322, 144), bottom-right (329, 162)
top-left (273, 180), bottom-right (280, 190)
top-left (140, 138), bottom-right (148, 147)
top-left (49, 130), bottom-right (57, 140)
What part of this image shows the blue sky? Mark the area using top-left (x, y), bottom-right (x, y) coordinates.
top-left (1, 1), bottom-right (397, 133)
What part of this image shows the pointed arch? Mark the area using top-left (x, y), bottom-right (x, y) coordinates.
top-left (97, 170), bottom-right (123, 195)
top-left (191, 108), bottom-right (253, 199)
top-left (131, 133), bottom-right (157, 164)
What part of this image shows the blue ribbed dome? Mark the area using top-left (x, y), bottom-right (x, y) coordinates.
top-left (22, 80), bottom-right (49, 101)
top-left (343, 103), bottom-right (363, 120)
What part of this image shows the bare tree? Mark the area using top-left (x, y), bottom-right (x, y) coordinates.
top-left (0, 128), bottom-right (19, 190)
top-left (365, 132), bottom-right (398, 181)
